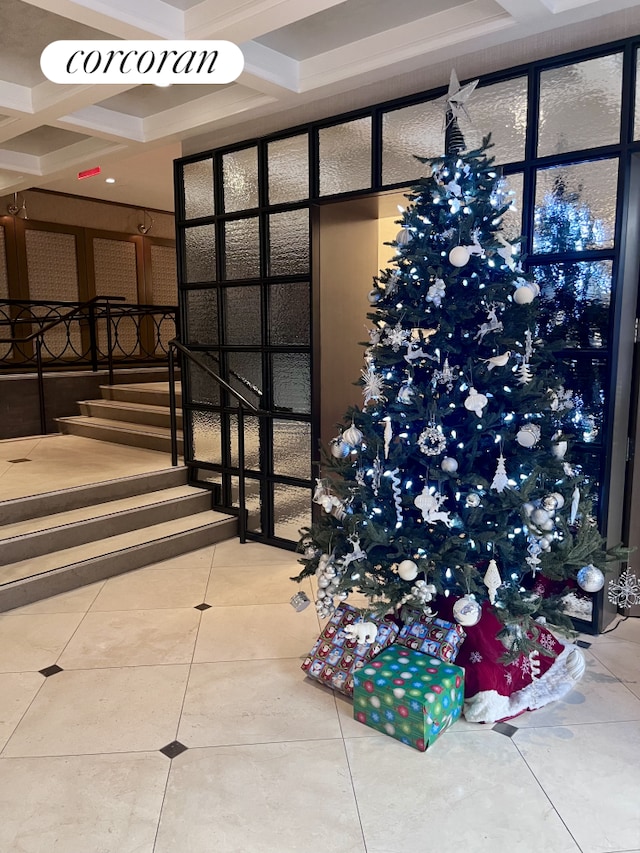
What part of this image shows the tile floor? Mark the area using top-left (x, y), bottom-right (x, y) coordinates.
top-left (0, 535), bottom-right (637, 853)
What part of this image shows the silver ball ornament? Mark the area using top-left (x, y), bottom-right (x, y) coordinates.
top-left (577, 564), bottom-right (605, 593)
top-left (452, 595), bottom-right (482, 627)
top-left (441, 457), bottom-right (458, 473)
top-left (343, 424), bottom-right (363, 447)
top-left (330, 437), bottom-right (350, 458)
top-left (368, 289), bottom-right (382, 305)
top-left (466, 493), bottom-right (481, 508)
top-left (397, 559), bottom-right (419, 581)
top-left (516, 424), bottom-right (541, 448)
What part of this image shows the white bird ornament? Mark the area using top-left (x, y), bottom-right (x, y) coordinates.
top-left (481, 351), bottom-right (511, 371)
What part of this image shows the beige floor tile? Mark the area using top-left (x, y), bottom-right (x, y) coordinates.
top-left (347, 731), bottom-right (581, 853)
top-left (0, 752), bottom-right (168, 853)
top-left (595, 615), bottom-right (640, 645)
top-left (515, 648), bottom-right (640, 727)
top-left (178, 659), bottom-right (341, 747)
top-left (90, 566), bottom-right (210, 611)
top-left (154, 741), bottom-right (366, 853)
top-left (211, 539), bottom-right (297, 567)
top-left (11, 583), bottom-right (105, 614)
top-left (0, 673), bottom-right (44, 751)
top-left (193, 603), bottom-right (321, 663)
top-left (515, 721), bottom-right (640, 853)
top-left (0, 612), bottom-right (85, 673)
top-left (3, 665), bottom-right (189, 757)
top-left (58, 609), bottom-right (200, 668)
top-left (589, 639), bottom-right (640, 700)
top-left (207, 561), bottom-right (313, 606)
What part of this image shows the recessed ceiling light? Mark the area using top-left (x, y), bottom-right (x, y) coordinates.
top-left (105, 177), bottom-right (116, 184)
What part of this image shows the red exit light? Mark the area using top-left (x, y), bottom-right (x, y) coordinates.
top-left (78, 166), bottom-right (101, 180)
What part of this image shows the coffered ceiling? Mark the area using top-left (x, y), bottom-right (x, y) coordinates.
top-left (0, 0), bottom-right (638, 211)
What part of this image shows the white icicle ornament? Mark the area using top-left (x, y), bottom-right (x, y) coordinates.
top-left (484, 559), bottom-right (502, 605)
top-left (464, 387), bottom-right (488, 417)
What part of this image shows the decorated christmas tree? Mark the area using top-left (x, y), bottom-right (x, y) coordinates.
top-left (293, 74), bottom-right (618, 665)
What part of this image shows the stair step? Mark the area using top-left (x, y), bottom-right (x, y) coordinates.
top-left (56, 416), bottom-right (183, 454)
top-left (0, 467), bottom-right (189, 525)
top-left (0, 512), bottom-right (237, 613)
top-left (0, 486), bottom-right (212, 565)
top-left (78, 399), bottom-right (183, 429)
top-left (100, 383), bottom-right (181, 407)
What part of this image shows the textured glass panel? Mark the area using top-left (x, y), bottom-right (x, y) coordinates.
top-left (230, 476), bottom-right (262, 532)
top-left (269, 209), bottom-right (309, 276)
top-left (227, 351), bottom-right (263, 410)
top-left (0, 226), bottom-right (8, 299)
top-left (268, 134), bottom-right (309, 204)
top-left (382, 100), bottom-right (443, 185)
top-left (184, 224), bottom-right (216, 283)
top-left (319, 118), bottom-right (371, 195)
top-left (559, 357), bottom-right (607, 446)
top-left (465, 77), bottom-right (528, 164)
top-left (273, 483), bottom-right (312, 541)
top-left (635, 49), bottom-right (640, 140)
top-left (534, 159), bottom-right (618, 252)
top-left (224, 218), bottom-right (260, 280)
top-left (224, 285), bottom-right (261, 345)
top-left (190, 409), bottom-right (222, 464)
top-left (533, 260), bottom-right (612, 349)
top-left (273, 419), bottom-right (311, 479)
top-left (496, 172), bottom-right (523, 241)
top-left (183, 158), bottom-right (214, 219)
top-left (229, 414), bottom-right (261, 470)
top-left (223, 146), bottom-right (258, 212)
top-left (185, 288), bottom-right (218, 345)
top-left (269, 282), bottom-right (310, 345)
top-left (538, 54), bottom-right (622, 156)
top-left (187, 355), bottom-right (221, 406)
top-left (272, 353), bottom-right (311, 414)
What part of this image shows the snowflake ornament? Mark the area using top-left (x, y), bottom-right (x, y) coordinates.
top-left (548, 385), bottom-right (575, 412)
top-left (382, 322), bottom-right (410, 352)
top-left (361, 364), bottom-right (387, 405)
top-left (608, 570), bottom-right (640, 609)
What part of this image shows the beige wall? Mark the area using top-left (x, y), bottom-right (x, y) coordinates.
top-left (0, 190), bottom-right (175, 240)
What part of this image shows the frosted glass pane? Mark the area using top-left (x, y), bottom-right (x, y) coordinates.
top-left (269, 209), bottom-right (309, 276)
top-left (190, 410), bottom-right (222, 464)
top-left (273, 483), bottom-right (312, 541)
top-left (496, 173), bottom-right (523, 241)
top-left (223, 146), bottom-right (258, 212)
top-left (187, 354), bottom-right (221, 406)
top-left (273, 419), bottom-right (311, 479)
top-left (534, 159), bottom-right (618, 252)
top-left (230, 476), bottom-right (262, 532)
top-left (184, 225), bottom-right (216, 283)
top-left (533, 260), bottom-right (612, 349)
top-left (382, 100), bottom-right (443, 185)
top-left (269, 282), bottom-right (310, 345)
top-left (224, 285), bottom-right (261, 345)
top-left (319, 118), bottom-right (371, 195)
top-left (185, 288), bottom-right (218, 345)
top-left (229, 414), bottom-right (261, 470)
top-left (635, 50), bottom-right (640, 140)
top-left (224, 218), bottom-right (260, 280)
top-left (538, 54), bottom-right (623, 156)
top-left (465, 77), bottom-right (527, 164)
top-left (227, 351), bottom-right (263, 409)
top-left (268, 134), bottom-right (309, 204)
top-left (272, 353), bottom-right (310, 414)
top-left (183, 158), bottom-right (214, 219)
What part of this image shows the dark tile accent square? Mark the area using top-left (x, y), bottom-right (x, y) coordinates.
top-left (39, 664), bottom-right (63, 677)
top-left (7, 458), bottom-right (31, 464)
top-left (576, 640), bottom-right (592, 648)
top-left (160, 741), bottom-right (188, 759)
top-left (194, 603), bottom-right (212, 611)
top-left (492, 722), bottom-right (518, 738)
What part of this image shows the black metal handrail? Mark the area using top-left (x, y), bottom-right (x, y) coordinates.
top-left (168, 338), bottom-right (266, 544)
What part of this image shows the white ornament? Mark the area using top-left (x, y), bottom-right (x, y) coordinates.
top-left (481, 351), bottom-right (511, 371)
top-left (417, 425), bottom-right (447, 456)
top-left (367, 289), bottom-right (382, 305)
top-left (551, 440), bottom-right (568, 459)
top-left (530, 507), bottom-right (550, 526)
top-left (396, 228), bottom-right (411, 246)
top-left (361, 364), bottom-right (386, 405)
top-left (397, 560), bottom-right (419, 581)
top-left (484, 559), bottom-right (502, 605)
top-left (383, 417), bottom-right (393, 460)
top-left (330, 436), bottom-right (350, 458)
top-left (441, 457), bottom-right (458, 473)
top-left (516, 362), bottom-right (533, 385)
top-left (344, 621), bottom-right (378, 645)
top-left (529, 649), bottom-right (541, 679)
top-left (343, 424), bottom-right (363, 448)
top-left (490, 453), bottom-right (509, 493)
top-left (449, 246), bottom-right (470, 267)
top-left (550, 492), bottom-right (565, 509)
top-left (382, 322), bottom-right (411, 352)
top-left (522, 502), bottom-right (535, 517)
top-left (452, 595), bottom-right (482, 626)
top-left (474, 304), bottom-right (503, 342)
top-left (513, 286), bottom-right (534, 305)
top-left (570, 486), bottom-right (580, 525)
top-left (577, 564), bottom-right (605, 593)
top-left (464, 387), bottom-right (488, 417)
top-left (516, 424), bottom-right (541, 448)
top-left (608, 570), bottom-right (640, 608)
top-left (566, 648), bottom-right (586, 680)
top-left (426, 278), bottom-right (446, 307)
top-left (466, 492), bottom-right (481, 508)
top-left (396, 380), bottom-right (415, 404)
top-left (413, 487), bottom-right (453, 527)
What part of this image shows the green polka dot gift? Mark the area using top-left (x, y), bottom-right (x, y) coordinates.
top-left (352, 644), bottom-right (465, 751)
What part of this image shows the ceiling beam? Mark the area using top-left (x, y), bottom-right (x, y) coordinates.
top-left (18, 0), bottom-right (182, 38)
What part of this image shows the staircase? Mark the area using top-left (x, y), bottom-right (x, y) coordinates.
top-left (0, 466), bottom-right (236, 612)
top-left (56, 382), bottom-right (183, 454)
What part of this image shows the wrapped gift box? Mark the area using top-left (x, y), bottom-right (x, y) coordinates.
top-left (397, 611), bottom-right (466, 662)
top-left (353, 644), bottom-right (464, 751)
top-left (301, 603), bottom-right (399, 697)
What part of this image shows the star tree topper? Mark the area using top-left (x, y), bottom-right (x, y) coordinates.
top-left (439, 68), bottom-right (479, 128)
